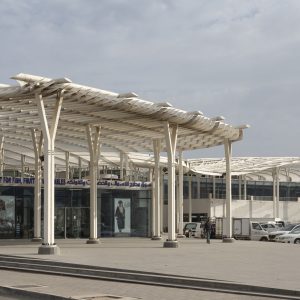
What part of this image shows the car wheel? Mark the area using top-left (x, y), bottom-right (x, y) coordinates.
top-left (294, 238), bottom-right (300, 244)
top-left (260, 237), bottom-right (268, 242)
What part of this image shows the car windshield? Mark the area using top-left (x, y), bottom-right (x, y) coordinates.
top-left (282, 224), bottom-right (296, 231)
top-left (184, 223), bottom-right (196, 230)
top-left (289, 228), bottom-right (300, 234)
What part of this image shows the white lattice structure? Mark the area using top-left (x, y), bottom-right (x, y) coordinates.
top-left (0, 73), bottom-right (248, 251)
top-left (189, 157), bottom-right (300, 181)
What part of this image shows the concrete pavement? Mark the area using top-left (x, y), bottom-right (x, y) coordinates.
top-left (0, 236), bottom-right (299, 299)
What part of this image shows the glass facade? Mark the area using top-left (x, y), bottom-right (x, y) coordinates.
top-left (1, 176), bottom-right (300, 239)
top-left (0, 186), bottom-right (151, 239)
top-left (163, 176), bottom-right (300, 201)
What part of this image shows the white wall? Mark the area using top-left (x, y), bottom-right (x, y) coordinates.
top-left (210, 198), bottom-right (300, 223)
top-left (162, 198), bottom-right (300, 230)
top-left (184, 198), bottom-right (300, 223)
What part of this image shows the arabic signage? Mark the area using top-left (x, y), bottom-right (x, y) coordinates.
top-left (0, 177), bottom-right (152, 188)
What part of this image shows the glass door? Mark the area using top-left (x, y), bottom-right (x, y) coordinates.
top-left (66, 208), bottom-right (89, 238)
top-left (55, 208), bottom-right (66, 239)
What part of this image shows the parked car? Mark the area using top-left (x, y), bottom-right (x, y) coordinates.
top-left (275, 227), bottom-right (300, 244)
top-left (183, 222), bottom-right (203, 238)
top-left (260, 223), bottom-right (278, 233)
top-left (269, 224), bottom-right (300, 241)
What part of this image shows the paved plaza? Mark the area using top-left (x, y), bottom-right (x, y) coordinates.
top-left (0, 237), bottom-right (299, 299)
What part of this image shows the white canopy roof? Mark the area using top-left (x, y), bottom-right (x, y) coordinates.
top-left (188, 157), bottom-right (300, 181)
top-left (0, 73), bottom-right (246, 170)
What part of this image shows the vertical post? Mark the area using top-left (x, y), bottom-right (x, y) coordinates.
top-left (223, 139), bottom-right (234, 242)
top-left (208, 193), bottom-right (212, 217)
top-left (152, 140), bottom-right (162, 240)
top-left (276, 168), bottom-right (280, 219)
top-left (177, 149), bottom-right (184, 237)
top-left (238, 176), bottom-right (242, 200)
top-left (243, 176), bottom-right (247, 200)
top-left (188, 174), bottom-right (192, 222)
top-left (86, 124), bottom-right (101, 244)
top-left (163, 122), bottom-right (178, 248)
top-left (20, 154), bottom-right (25, 182)
top-left (125, 154), bottom-right (129, 181)
top-left (120, 151), bottom-right (124, 180)
top-left (160, 167), bottom-right (164, 233)
top-left (78, 157), bottom-right (82, 179)
top-left (0, 136), bottom-right (4, 177)
top-left (272, 168), bottom-right (276, 218)
top-left (36, 90), bottom-right (63, 255)
top-left (250, 196), bottom-right (254, 218)
top-left (213, 176), bottom-right (216, 200)
top-left (31, 129), bottom-right (43, 242)
top-left (150, 167), bottom-right (154, 235)
top-left (176, 174), bottom-right (179, 232)
top-left (65, 152), bottom-right (70, 180)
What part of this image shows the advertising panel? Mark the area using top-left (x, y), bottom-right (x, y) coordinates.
top-left (0, 196), bottom-right (15, 236)
top-left (114, 198), bottom-right (131, 234)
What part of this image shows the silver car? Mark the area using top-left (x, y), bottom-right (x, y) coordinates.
top-left (269, 224), bottom-right (300, 241)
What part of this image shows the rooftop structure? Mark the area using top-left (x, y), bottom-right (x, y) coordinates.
top-left (0, 73), bottom-right (248, 252)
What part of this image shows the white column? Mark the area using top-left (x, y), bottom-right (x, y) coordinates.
top-left (150, 167), bottom-right (154, 235)
top-left (160, 167), bottom-right (164, 233)
top-left (78, 157), bottom-right (82, 179)
top-left (31, 129), bottom-right (43, 242)
top-left (152, 140), bottom-right (162, 240)
top-left (86, 124), bottom-right (101, 244)
top-left (238, 176), bottom-right (242, 200)
top-left (21, 154), bottom-right (25, 182)
top-left (163, 122), bottom-right (178, 247)
top-left (243, 176), bottom-right (247, 200)
top-left (188, 174), bottom-right (192, 222)
top-left (223, 139), bottom-right (234, 242)
top-left (0, 136), bottom-right (4, 177)
top-left (125, 154), bottom-right (129, 181)
top-left (178, 150), bottom-right (184, 237)
top-left (213, 176), bottom-right (216, 200)
top-left (65, 151), bottom-right (70, 180)
top-left (250, 195), bottom-right (254, 218)
top-left (36, 91), bottom-right (63, 254)
top-left (208, 193), bottom-right (212, 217)
top-left (120, 151), bottom-right (124, 180)
top-left (176, 174), bottom-right (179, 231)
top-left (272, 168), bottom-right (277, 218)
top-left (276, 168), bottom-right (280, 219)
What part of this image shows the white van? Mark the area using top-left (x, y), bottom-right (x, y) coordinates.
top-left (183, 222), bottom-right (203, 238)
top-left (233, 218), bottom-right (269, 241)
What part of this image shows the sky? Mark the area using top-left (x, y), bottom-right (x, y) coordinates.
top-left (0, 0), bottom-right (300, 159)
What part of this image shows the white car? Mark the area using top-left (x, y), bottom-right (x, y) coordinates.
top-left (269, 224), bottom-right (300, 241)
top-left (276, 227), bottom-right (300, 244)
top-left (260, 223), bottom-right (278, 233)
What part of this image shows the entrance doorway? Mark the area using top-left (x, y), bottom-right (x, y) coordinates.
top-left (55, 207), bottom-right (89, 239)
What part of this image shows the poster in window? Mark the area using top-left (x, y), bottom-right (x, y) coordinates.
top-left (0, 196), bottom-right (15, 235)
top-left (114, 198), bottom-right (131, 234)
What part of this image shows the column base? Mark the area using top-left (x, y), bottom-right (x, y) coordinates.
top-left (32, 237), bottom-right (43, 242)
top-left (86, 238), bottom-right (100, 244)
top-left (38, 244), bottom-right (60, 255)
top-left (163, 240), bottom-right (179, 248)
top-left (177, 234), bottom-right (186, 238)
top-left (151, 236), bottom-right (162, 240)
top-left (223, 237), bottom-right (235, 243)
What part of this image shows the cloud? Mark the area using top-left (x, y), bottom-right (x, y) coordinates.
top-left (0, 0), bottom-right (300, 157)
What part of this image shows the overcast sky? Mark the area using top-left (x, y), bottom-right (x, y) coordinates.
top-left (0, 0), bottom-right (299, 158)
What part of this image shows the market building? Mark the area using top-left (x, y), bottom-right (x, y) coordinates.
top-left (5, 73), bottom-right (299, 254)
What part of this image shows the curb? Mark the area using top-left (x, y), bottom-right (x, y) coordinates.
top-left (0, 255), bottom-right (300, 300)
top-left (0, 286), bottom-right (69, 300)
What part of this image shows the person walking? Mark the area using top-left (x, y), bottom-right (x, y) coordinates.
top-left (204, 218), bottom-right (212, 244)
